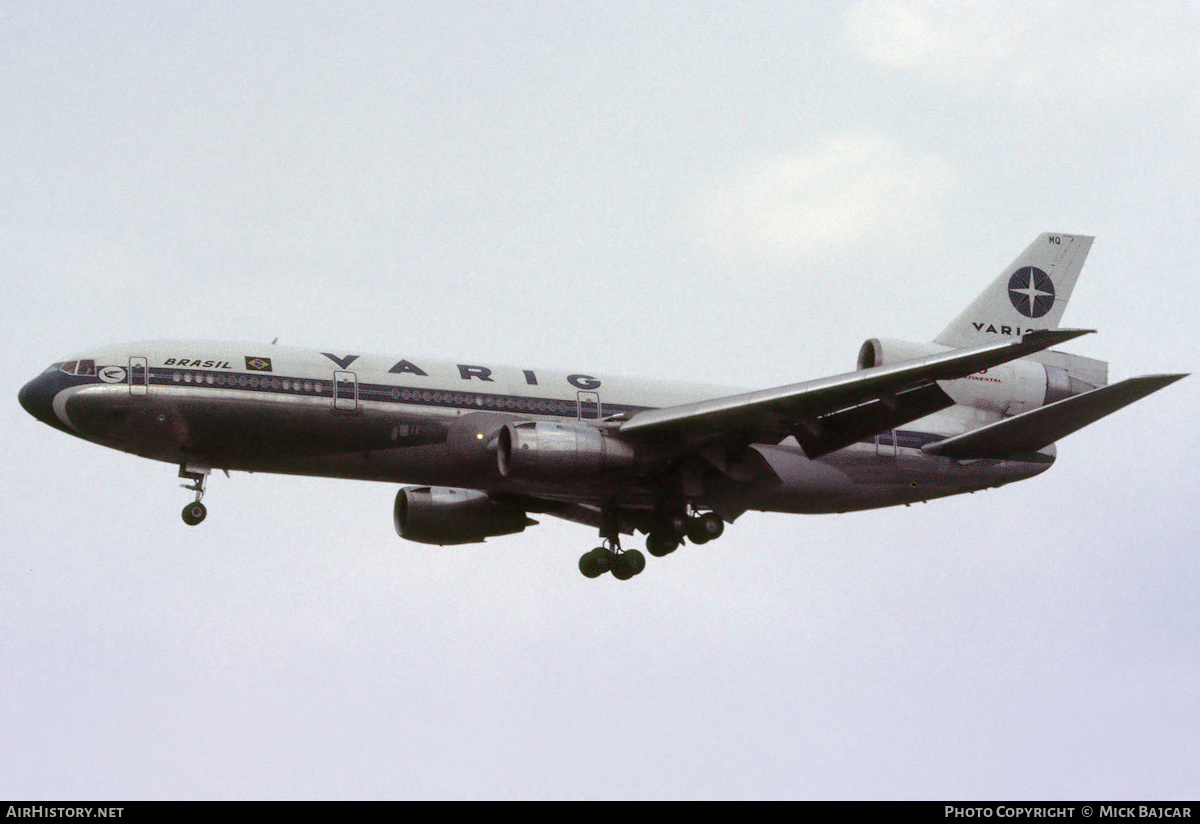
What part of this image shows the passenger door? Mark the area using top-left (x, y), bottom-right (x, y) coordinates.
top-left (128, 357), bottom-right (148, 397)
top-left (333, 370), bottom-right (358, 413)
top-left (577, 391), bottom-right (600, 421)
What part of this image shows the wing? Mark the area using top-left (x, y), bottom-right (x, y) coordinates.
top-left (617, 329), bottom-right (1093, 459)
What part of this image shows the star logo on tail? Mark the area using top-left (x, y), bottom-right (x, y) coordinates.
top-left (1008, 266), bottom-right (1056, 318)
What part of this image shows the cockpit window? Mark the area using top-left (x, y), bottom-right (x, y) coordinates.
top-left (44, 362), bottom-right (64, 374)
top-left (56, 360), bottom-right (96, 376)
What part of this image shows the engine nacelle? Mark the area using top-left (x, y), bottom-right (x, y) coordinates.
top-left (857, 337), bottom-right (950, 369)
top-left (497, 420), bottom-right (638, 481)
top-left (394, 486), bottom-right (531, 545)
top-left (858, 337), bottom-right (1097, 416)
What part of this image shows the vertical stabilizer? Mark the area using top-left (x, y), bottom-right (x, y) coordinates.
top-left (935, 233), bottom-right (1094, 347)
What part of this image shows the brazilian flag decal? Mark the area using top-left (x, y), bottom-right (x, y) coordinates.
top-left (245, 356), bottom-right (273, 372)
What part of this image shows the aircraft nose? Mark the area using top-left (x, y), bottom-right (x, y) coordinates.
top-left (19, 373), bottom-right (66, 431)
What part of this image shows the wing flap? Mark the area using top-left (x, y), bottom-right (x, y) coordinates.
top-left (922, 374), bottom-right (1187, 459)
top-left (618, 329), bottom-right (1093, 455)
top-left (793, 382), bottom-right (955, 459)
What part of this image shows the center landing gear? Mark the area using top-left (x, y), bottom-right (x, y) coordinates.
top-left (646, 509), bottom-right (723, 557)
top-left (179, 462), bottom-right (210, 526)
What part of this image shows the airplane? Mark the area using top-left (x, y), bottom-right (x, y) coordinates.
top-left (18, 233), bottom-right (1185, 580)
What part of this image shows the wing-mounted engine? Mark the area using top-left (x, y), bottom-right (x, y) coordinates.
top-left (497, 420), bottom-right (638, 481)
top-left (858, 337), bottom-right (1100, 416)
top-left (394, 486), bottom-right (535, 545)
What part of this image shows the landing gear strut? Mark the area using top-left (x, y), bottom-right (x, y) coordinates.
top-left (179, 462), bottom-right (210, 526)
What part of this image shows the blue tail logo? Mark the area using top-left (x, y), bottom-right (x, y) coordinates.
top-left (1008, 267), bottom-right (1056, 318)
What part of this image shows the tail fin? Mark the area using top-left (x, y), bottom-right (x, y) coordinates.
top-left (936, 233), bottom-right (1094, 347)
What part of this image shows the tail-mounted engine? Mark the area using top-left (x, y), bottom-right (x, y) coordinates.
top-left (497, 420), bottom-right (638, 481)
top-left (394, 486), bottom-right (533, 545)
top-left (858, 338), bottom-right (1101, 416)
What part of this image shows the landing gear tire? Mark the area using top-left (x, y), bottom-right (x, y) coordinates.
top-left (687, 512), bottom-right (724, 545)
top-left (579, 547), bottom-right (611, 578)
top-left (581, 505), bottom-right (650, 580)
top-left (182, 501), bottom-right (207, 526)
top-left (611, 549), bottom-right (646, 581)
top-left (579, 545), bottom-right (645, 580)
top-left (646, 532), bottom-right (679, 557)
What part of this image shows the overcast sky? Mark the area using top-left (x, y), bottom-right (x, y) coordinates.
top-left (3, 1), bottom-right (1198, 799)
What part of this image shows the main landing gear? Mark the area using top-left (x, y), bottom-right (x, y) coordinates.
top-left (579, 507), bottom-right (647, 580)
top-left (577, 507), bottom-right (726, 580)
top-left (578, 540), bottom-right (646, 580)
top-left (179, 463), bottom-right (210, 526)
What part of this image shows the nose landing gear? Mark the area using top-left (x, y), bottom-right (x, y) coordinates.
top-left (179, 463), bottom-right (210, 526)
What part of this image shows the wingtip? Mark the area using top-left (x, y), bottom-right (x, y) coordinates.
top-left (1144, 373), bottom-right (1189, 386)
top-left (1014, 327), bottom-right (1095, 352)
top-left (1024, 327), bottom-right (1095, 343)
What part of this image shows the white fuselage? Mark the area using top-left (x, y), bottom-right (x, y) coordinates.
top-left (20, 339), bottom-right (1053, 519)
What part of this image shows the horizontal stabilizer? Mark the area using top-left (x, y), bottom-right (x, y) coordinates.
top-left (922, 374), bottom-right (1187, 459)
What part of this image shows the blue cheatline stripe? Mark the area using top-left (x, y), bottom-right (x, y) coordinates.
top-left (143, 366), bottom-right (650, 418)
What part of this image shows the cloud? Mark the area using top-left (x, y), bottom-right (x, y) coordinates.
top-left (698, 134), bottom-right (960, 265)
top-left (843, 0), bottom-right (1190, 103)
